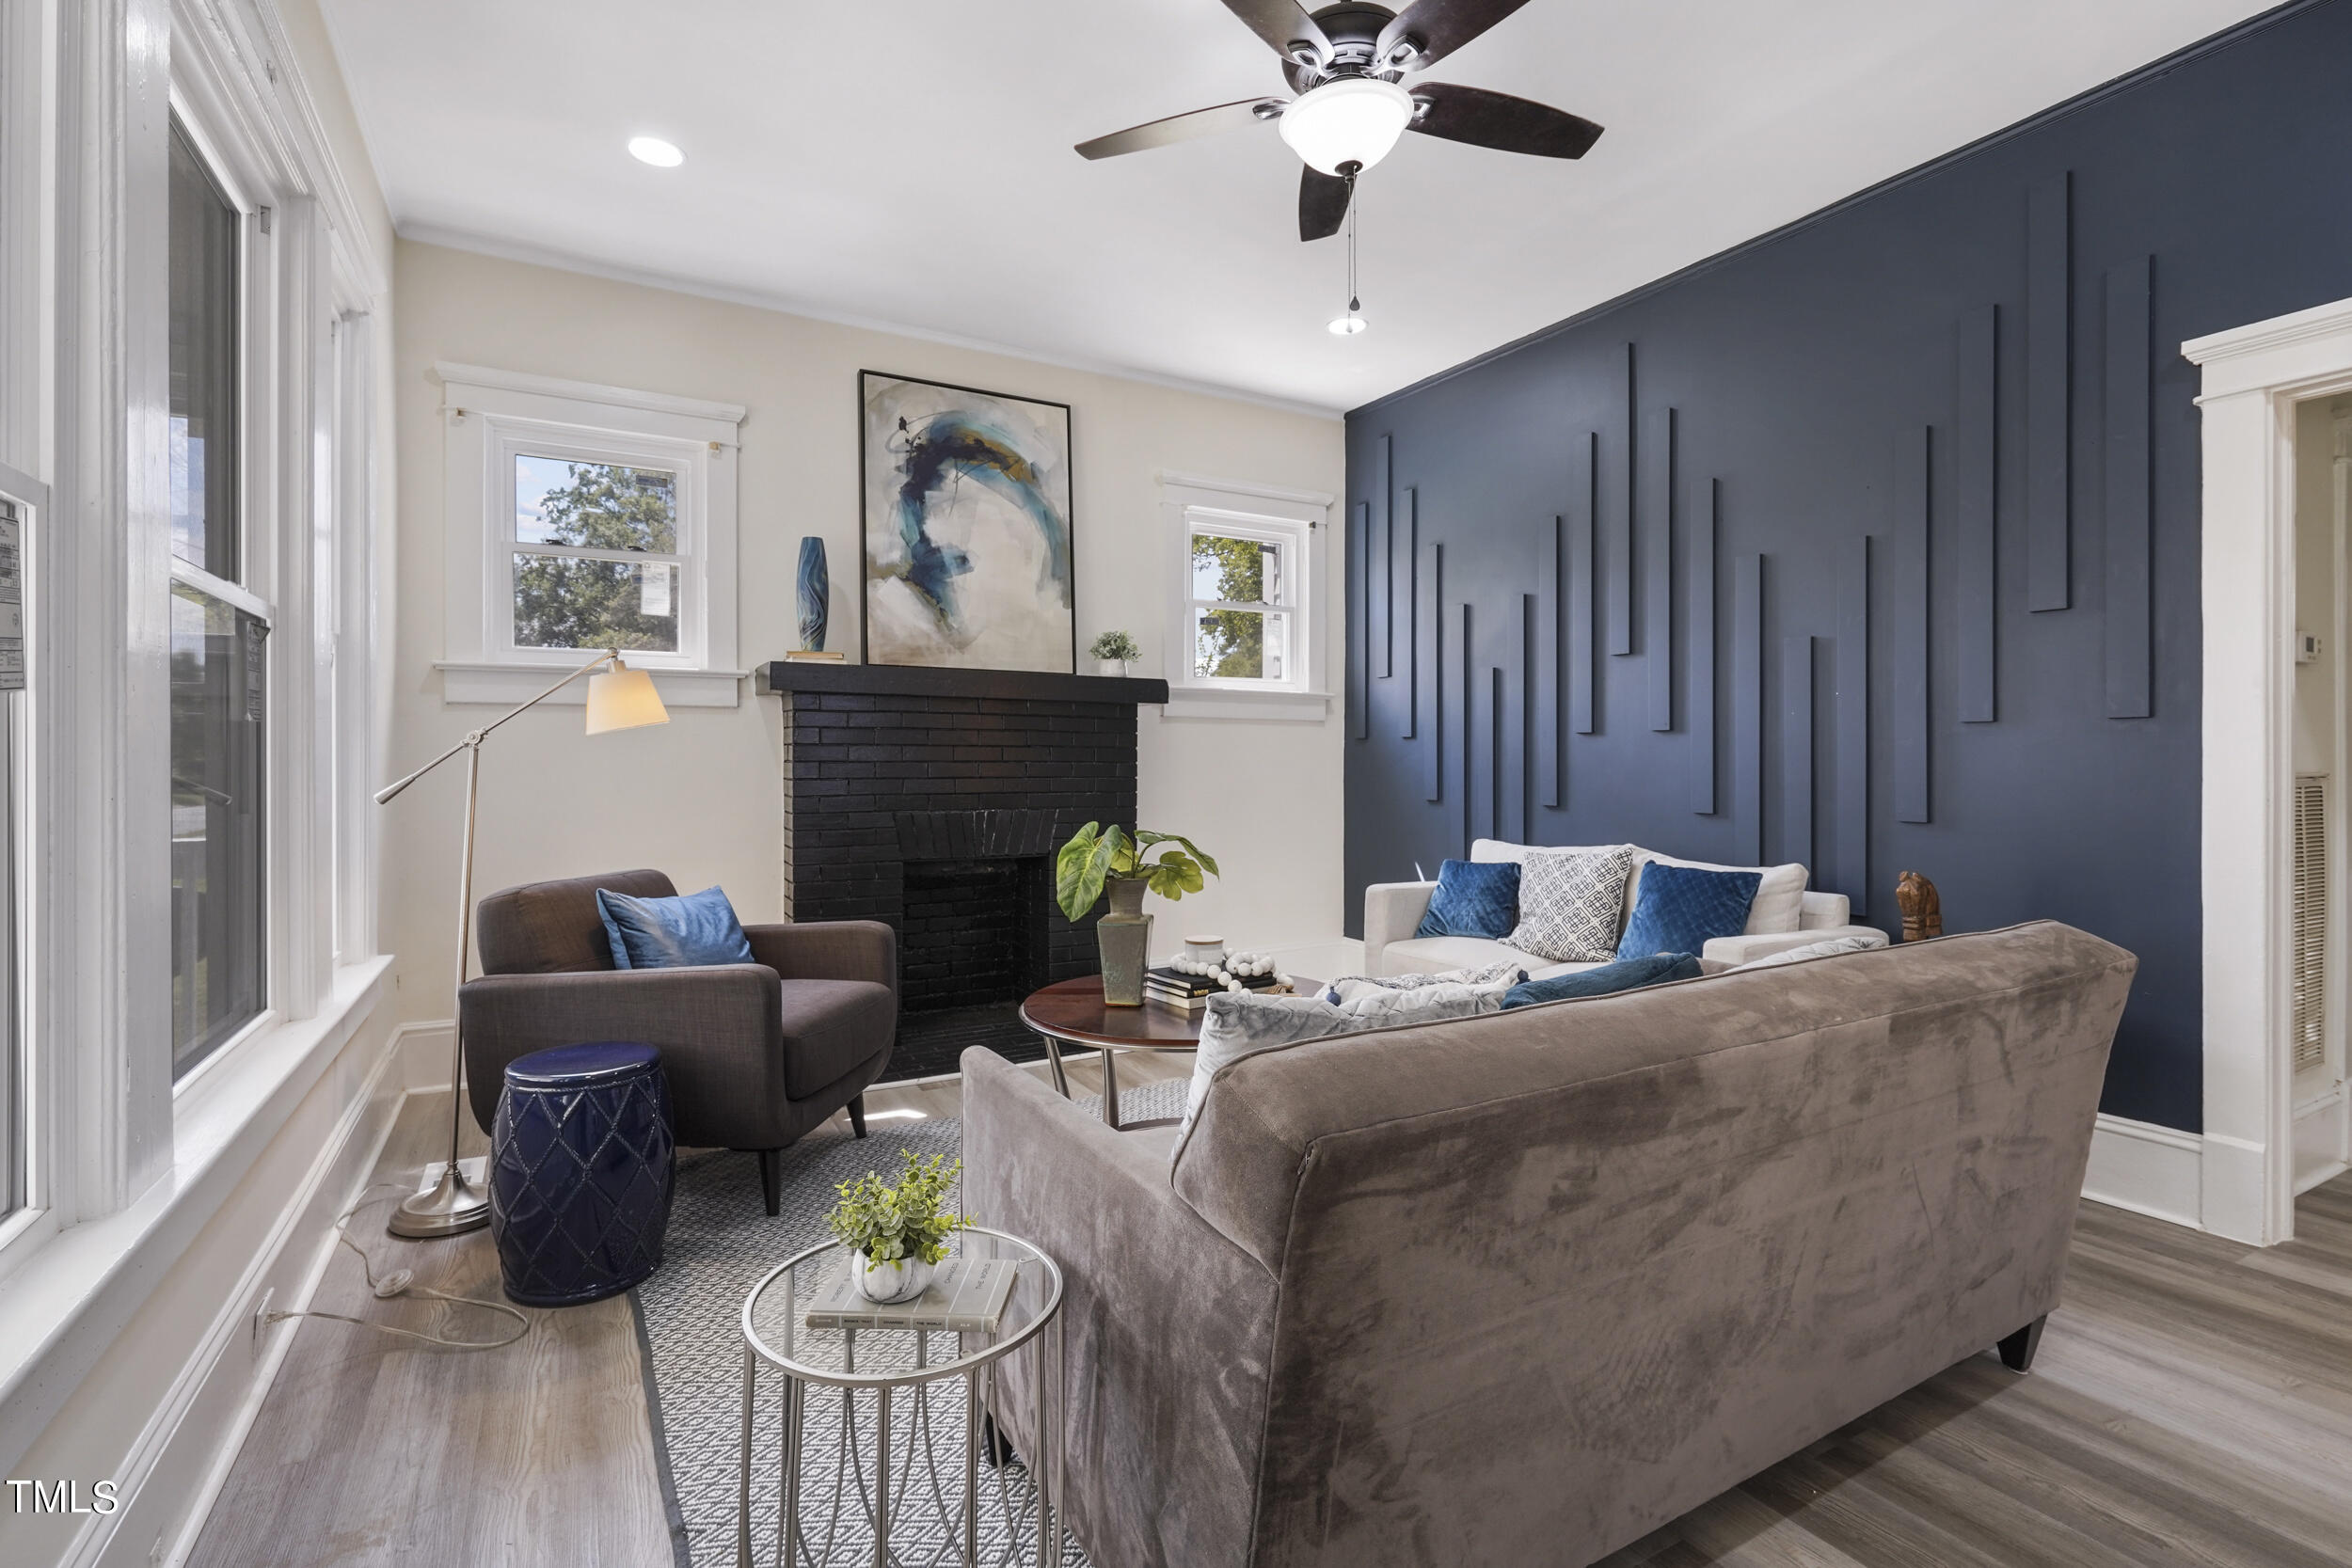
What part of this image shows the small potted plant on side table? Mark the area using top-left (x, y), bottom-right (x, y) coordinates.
top-left (1056, 823), bottom-right (1218, 1006)
top-left (829, 1149), bottom-right (964, 1304)
top-left (1089, 630), bottom-right (1141, 676)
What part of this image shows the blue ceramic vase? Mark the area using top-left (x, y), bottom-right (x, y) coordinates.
top-left (796, 536), bottom-right (830, 652)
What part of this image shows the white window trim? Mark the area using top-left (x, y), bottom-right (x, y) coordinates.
top-left (435, 361), bottom-right (746, 708)
top-left (1156, 471), bottom-right (1333, 721)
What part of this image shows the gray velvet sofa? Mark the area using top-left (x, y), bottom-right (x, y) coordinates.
top-left (963, 920), bottom-right (2135, 1568)
top-left (456, 869), bottom-right (898, 1213)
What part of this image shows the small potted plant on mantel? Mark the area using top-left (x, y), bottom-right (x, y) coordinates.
top-left (828, 1149), bottom-right (964, 1304)
top-left (1057, 823), bottom-right (1218, 1006)
top-left (1089, 630), bottom-right (1141, 676)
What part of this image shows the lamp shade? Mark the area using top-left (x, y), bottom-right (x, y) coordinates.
top-left (1278, 77), bottom-right (1414, 176)
top-left (584, 659), bottom-right (671, 736)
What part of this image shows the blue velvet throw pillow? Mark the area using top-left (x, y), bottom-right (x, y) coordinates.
top-left (1501, 951), bottom-right (1701, 1009)
top-left (1415, 859), bottom-right (1522, 940)
top-left (596, 885), bottom-right (755, 970)
top-left (1613, 863), bottom-right (1762, 961)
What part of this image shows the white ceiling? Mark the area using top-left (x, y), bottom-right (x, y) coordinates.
top-left (320, 0), bottom-right (2274, 415)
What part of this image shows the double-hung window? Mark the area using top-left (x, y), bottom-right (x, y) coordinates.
top-left (1156, 474), bottom-right (1331, 717)
top-left (167, 113), bottom-right (267, 1077)
top-left (437, 364), bottom-right (743, 707)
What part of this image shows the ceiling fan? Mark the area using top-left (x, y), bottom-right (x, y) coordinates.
top-left (1074, 0), bottom-right (1604, 242)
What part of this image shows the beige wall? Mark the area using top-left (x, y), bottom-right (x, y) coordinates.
top-left (2293, 396), bottom-right (2344, 777)
top-left (385, 240), bottom-right (1348, 1022)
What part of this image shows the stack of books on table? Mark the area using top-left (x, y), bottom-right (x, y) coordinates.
top-left (1143, 966), bottom-right (1288, 1013)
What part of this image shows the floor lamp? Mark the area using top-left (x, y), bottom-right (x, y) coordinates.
top-left (374, 649), bottom-right (671, 1240)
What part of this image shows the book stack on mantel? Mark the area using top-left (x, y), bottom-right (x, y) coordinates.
top-left (1144, 966), bottom-right (1289, 1013)
top-left (782, 649), bottom-right (846, 662)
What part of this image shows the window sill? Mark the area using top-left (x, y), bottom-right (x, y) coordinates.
top-left (436, 661), bottom-right (746, 708)
top-left (1158, 687), bottom-right (1333, 722)
top-left (0, 957), bottom-right (391, 1477)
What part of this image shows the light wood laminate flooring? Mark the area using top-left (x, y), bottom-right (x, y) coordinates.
top-left (193, 1052), bottom-right (2352, 1568)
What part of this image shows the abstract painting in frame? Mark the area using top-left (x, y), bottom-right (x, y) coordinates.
top-left (859, 371), bottom-right (1076, 673)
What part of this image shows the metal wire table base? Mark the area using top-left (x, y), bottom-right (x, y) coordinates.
top-left (738, 1320), bottom-right (1068, 1568)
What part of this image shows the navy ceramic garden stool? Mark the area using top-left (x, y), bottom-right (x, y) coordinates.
top-left (489, 1040), bottom-right (675, 1307)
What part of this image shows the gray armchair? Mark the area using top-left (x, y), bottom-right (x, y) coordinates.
top-left (456, 869), bottom-right (898, 1213)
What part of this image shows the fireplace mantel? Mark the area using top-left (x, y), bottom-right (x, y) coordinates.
top-left (758, 661), bottom-right (1169, 705)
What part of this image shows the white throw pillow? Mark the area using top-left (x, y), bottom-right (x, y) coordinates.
top-left (1507, 846), bottom-right (1637, 963)
top-left (1732, 932), bottom-right (1889, 971)
top-left (1176, 977), bottom-right (1515, 1150)
top-left (1627, 852), bottom-right (1808, 934)
top-left (1321, 958), bottom-right (1526, 1006)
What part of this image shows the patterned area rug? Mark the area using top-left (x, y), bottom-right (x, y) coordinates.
top-left (634, 1074), bottom-right (1189, 1566)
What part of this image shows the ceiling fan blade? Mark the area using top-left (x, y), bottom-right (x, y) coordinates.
top-left (1218, 0), bottom-right (1332, 63)
top-left (1376, 0), bottom-right (1537, 70)
top-left (1075, 98), bottom-right (1283, 160)
top-left (1408, 82), bottom-right (1603, 158)
top-left (1299, 166), bottom-right (1353, 242)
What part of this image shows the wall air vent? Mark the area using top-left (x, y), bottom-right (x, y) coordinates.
top-left (2293, 774), bottom-right (2328, 1076)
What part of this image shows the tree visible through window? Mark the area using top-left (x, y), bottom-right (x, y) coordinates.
top-left (1191, 527), bottom-right (1290, 682)
top-left (512, 456), bottom-right (682, 653)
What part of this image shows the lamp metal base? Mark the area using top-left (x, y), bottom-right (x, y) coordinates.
top-left (388, 1163), bottom-right (492, 1240)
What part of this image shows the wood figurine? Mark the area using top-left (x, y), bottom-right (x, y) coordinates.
top-left (1897, 871), bottom-right (1943, 942)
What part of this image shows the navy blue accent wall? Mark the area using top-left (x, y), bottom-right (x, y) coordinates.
top-left (1342, 0), bottom-right (2352, 1133)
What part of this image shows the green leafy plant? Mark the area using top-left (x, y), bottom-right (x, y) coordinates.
top-left (828, 1149), bottom-right (964, 1265)
top-left (1089, 629), bottom-right (1141, 663)
top-left (1055, 823), bottom-right (1219, 922)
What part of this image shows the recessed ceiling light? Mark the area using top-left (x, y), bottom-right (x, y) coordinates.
top-left (628, 136), bottom-right (684, 168)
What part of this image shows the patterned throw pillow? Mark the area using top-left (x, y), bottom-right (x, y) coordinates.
top-left (1614, 863), bottom-right (1761, 960)
top-left (1176, 976), bottom-right (1515, 1150)
top-left (1506, 846), bottom-right (1638, 963)
top-left (1414, 859), bottom-right (1522, 940)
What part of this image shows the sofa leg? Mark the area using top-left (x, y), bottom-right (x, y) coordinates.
top-left (849, 1095), bottom-right (868, 1139)
top-left (757, 1148), bottom-right (782, 1217)
top-left (1997, 1315), bottom-right (2047, 1373)
top-left (979, 1411), bottom-right (1016, 1467)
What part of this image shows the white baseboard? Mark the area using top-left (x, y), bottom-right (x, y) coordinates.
top-left (2081, 1113), bottom-right (2205, 1228)
top-left (62, 1025), bottom-right (408, 1568)
top-left (393, 1017), bottom-right (457, 1092)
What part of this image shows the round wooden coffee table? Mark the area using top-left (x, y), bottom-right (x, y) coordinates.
top-left (1019, 975), bottom-right (1311, 1132)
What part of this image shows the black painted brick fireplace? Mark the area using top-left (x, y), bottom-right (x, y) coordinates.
top-left (765, 664), bottom-right (1169, 1074)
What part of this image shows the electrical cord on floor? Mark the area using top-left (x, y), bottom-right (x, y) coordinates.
top-left (262, 1182), bottom-right (531, 1351)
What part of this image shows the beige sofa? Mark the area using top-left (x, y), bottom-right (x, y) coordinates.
top-left (962, 921), bottom-right (2135, 1568)
top-left (1365, 837), bottom-right (1885, 977)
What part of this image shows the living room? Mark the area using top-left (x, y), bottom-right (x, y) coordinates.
top-left (2, 1), bottom-right (2351, 1564)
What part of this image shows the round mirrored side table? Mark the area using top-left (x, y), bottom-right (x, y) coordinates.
top-left (738, 1227), bottom-right (1065, 1568)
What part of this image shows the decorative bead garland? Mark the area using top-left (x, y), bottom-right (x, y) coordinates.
top-left (1171, 949), bottom-right (1290, 994)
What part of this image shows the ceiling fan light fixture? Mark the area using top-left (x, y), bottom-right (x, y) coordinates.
top-left (1327, 308), bottom-right (1369, 336)
top-left (1278, 77), bottom-right (1414, 176)
top-left (627, 135), bottom-right (685, 168)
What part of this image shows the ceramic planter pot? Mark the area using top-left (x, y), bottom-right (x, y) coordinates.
top-left (1096, 657), bottom-right (1128, 677)
top-left (852, 1252), bottom-right (936, 1305)
top-left (1098, 876), bottom-right (1152, 1006)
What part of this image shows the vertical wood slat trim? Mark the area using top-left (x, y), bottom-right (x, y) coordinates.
top-left (1956, 303), bottom-right (1998, 722)
top-left (1837, 535), bottom-right (1871, 918)
top-left (1421, 542), bottom-right (1442, 800)
top-left (1518, 595), bottom-right (1538, 841)
top-left (1377, 434), bottom-right (1395, 674)
top-left (1692, 480), bottom-right (1718, 815)
top-left (1538, 517), bottom-right (1562, 807)
top-left (1399, 487), bottom-right (1419, 737)
top-left (1459, 602), bottom-right (1476, 855)
top-left (1735, 554), bottom-right (1765, 867)
top-left (2106, 256), bottom-right (2153, 720)
top-left (1785, 636), bottom-right (1816, 873)
top-left (2026, 170), bottom-right (2072, 612)
top-left (1895, 429), bottom-right (1931, 824)
top-left (1349, 500), bottom-right (1369, 741)
top-left (1646, 405), bottom-right (1677, 730)
top-left (1571, 475), bottom-right (1597, 735)
top-left (1489, 666), bottom-right (1508, 847)
top-left (1610, 343), bottom-right (1635, 656)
